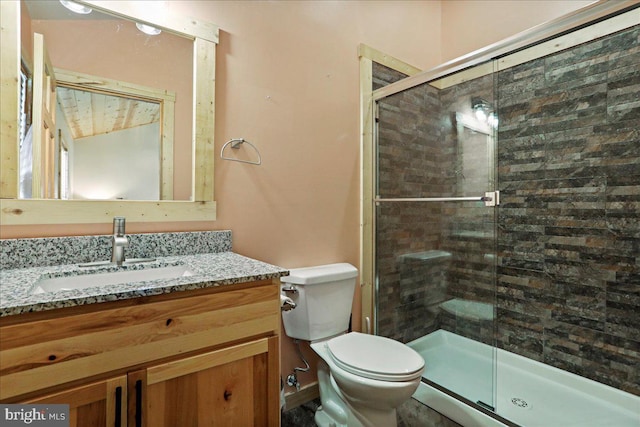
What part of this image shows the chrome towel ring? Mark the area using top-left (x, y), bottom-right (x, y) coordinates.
top-left (220, 138), bottom-right (262, 165)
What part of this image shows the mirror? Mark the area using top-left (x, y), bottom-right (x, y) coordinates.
top-left (0, 0), bottom-right (218, 224)
top-left (22, 68), bottom-right (177, 201)
top-left (21, 0), bottom-right (191, 201)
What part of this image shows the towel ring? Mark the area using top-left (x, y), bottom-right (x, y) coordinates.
top-left (220, 138), bottom-right (262, 165)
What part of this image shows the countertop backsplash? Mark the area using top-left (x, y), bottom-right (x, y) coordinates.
top-left (0, 230), bottom-right (232, 270)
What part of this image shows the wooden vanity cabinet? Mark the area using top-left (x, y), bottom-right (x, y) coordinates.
top-left (25, 375), bottom-right (128, 427)
top-left (145, 337), bottom-right (277, 426)
top-left (0, 280), bottom-right (281, 426)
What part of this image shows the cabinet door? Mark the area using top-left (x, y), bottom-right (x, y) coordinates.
top-left (25, 376), bottom-right (127, 427)
top-left (145, 336), bottom-right (279, 427)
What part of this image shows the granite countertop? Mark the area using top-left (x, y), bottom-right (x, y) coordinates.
top-left (0, 252), bottom-right (289, 317)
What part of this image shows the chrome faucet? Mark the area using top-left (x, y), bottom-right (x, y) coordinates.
top-left (111, 217), bottom-right (129, 266)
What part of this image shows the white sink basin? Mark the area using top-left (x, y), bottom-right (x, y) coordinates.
top-left (32, 265), bottom-right (194, 295)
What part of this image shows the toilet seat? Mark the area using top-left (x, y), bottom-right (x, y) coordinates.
top-left (326, 332), bottom-right (424, 382)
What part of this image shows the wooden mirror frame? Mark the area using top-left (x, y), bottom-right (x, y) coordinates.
top-left (0, 0), bottom-right (217, 225)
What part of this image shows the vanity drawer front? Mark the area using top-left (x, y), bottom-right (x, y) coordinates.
top-left (0, 281), bottom-right (280, 400)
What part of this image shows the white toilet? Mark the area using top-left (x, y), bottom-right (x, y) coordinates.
top-left (281, 263), bottom-right (425, 427)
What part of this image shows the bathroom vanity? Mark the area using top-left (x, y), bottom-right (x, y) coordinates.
top-left (0, 231), bottom-right (287, 426)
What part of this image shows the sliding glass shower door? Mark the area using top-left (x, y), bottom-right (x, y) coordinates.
top-left (374, 61), bottom-right (498, 410)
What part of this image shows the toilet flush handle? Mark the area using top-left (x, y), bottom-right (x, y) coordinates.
top-left (282, 285), bottom-right (298, 294)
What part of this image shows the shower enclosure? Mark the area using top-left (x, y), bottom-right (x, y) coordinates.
top-left (375, 59), bottom-right (500, 411)
top-left (367, 3), bottom-right (639, 426)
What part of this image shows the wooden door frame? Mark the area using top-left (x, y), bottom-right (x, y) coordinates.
top-left (358, 44), bottom-right (421, 335)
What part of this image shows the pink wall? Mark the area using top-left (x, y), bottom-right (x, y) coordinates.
top-left (441, 0), bottom-right (594, 62)
top-left (2, 0), bottom-right (591, 394)
top-left (176, 0), bottom-right (442, 391)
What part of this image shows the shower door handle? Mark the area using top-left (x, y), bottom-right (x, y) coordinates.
top-left (483, 191), bottom-right (499, 206)
top-left (375, 191), bottom-right (499, 206)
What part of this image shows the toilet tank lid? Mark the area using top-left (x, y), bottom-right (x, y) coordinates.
top-left (281, 263), bottom-right (358, 285)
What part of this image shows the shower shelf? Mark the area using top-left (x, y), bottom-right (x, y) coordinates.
top-left (398, 250), bottom-right (452, 262)
top-left (440, 298), bottom-right (494, 321)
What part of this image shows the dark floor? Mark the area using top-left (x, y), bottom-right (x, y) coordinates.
top-left (281, 398), bottom-right (320, 427)
top-left (281, 397), bottom-right (462, 427)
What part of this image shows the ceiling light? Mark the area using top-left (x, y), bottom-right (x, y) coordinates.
top-left (136, 23), bottom-right (162, 36)
top-left (59, 0), bottom-right (92, 15)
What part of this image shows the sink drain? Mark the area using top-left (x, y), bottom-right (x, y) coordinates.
top-left (511, 397), bottom-right (529, 408)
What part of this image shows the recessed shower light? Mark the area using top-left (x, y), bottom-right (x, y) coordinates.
top-left (59, 0), bottom-right (92, 15)
top-left (136, 23), bottom-right (162, 36)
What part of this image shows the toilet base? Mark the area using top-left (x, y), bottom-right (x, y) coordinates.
top-left (314, 402), bottom-right (399, 427)
top-left (314, 359), bottom-right (399, 427)
top-left (314, 360), bottom-right (349, 426)
top-left (315, 405), bottom-right (346, 427)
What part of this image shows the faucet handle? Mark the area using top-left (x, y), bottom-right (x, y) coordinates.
top-left (113, 217), bottom-right (126, 237)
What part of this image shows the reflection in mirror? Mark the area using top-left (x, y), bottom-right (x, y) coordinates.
top-left (1, 0), bottom-right (218, 225)
top-left (57, 87), bottom-right (161, 200)
top-left (424, 67), bottom-right (496, 199)
top-left (20, 0), bottom-right (192, 201)
top-left (454, 111), bottom-right (495, 197)
top-left (58, 130), bottom-right (69, 199)
top-left (56, 87), bottom-right (160, 140)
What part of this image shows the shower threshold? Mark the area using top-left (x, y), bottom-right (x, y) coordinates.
top-left (408, 330), bottom-right (639, 427)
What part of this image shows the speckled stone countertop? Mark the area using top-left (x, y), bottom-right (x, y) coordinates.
top-left (0, 231), bottom-right (288, 317)
top-left (0, 252), bottom-right (288, 317)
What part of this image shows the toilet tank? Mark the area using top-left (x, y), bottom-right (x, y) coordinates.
top-left (281, 263), bottom-right (358, 341)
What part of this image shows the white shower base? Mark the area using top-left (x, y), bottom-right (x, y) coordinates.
top-left (408, 330), bottom-right (640, 427)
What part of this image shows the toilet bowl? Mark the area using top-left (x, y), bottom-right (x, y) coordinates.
top-left (311, 332), bottom-right (424, 427)
top-left (280, 263), bottom-right (425, 427)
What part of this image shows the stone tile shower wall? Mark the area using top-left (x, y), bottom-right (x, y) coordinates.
top-left (374, 24), bottom-right (639, 395)
top-left (437, 74), bottom-right (497, 345)
top-left (375, 63), bottom-right (450, 343)
top-left (376, 63), bottom-right (497, 345)
top-left (497, 25), bottom-right (639, 395)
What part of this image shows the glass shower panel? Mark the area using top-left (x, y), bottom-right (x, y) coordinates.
top-left (374, 61), bottom-right (498, 410)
